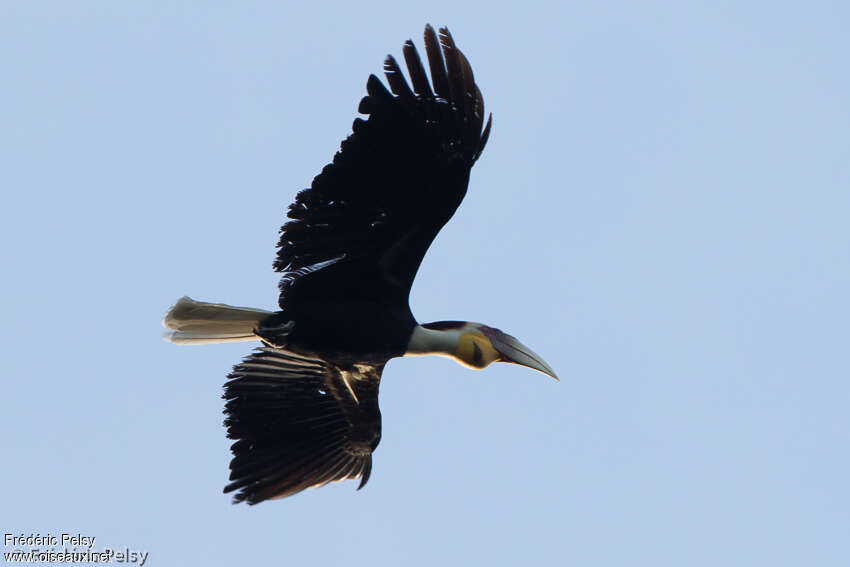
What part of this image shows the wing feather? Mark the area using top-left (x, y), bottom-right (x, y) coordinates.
top-left (223, 348), bottom-right (383, 504)
top-left (383, 55), bottom-right (415, 106)
top-left (439, 27), bottom-right (466, 112)
top-left (424, 24), bottom-right (450, 100)
top-left (402, 40), bottom-right (433, 98)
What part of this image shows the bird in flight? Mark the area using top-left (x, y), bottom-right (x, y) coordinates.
top-left (164, 24), bottom-right (557, 504)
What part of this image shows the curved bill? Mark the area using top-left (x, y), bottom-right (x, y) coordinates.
top-left (482, 328), bottom-right (559, 381)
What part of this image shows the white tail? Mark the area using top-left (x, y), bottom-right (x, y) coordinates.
top-left (163, 296), bottom-right (272, 345)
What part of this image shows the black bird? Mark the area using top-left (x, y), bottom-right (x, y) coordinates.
top-left (164, 25), bottom-right (557, 504)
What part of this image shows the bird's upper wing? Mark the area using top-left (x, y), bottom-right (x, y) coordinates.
top-left (274, 25), bottom-right (491, 309)
top-left (223, 348), bottom-right (383, 504)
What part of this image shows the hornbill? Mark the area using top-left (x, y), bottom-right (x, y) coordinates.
top-left (164, 25), bottom-right (557, 504)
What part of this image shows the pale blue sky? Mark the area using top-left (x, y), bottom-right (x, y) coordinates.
top-left (3, 2), bottom-right (849, 565)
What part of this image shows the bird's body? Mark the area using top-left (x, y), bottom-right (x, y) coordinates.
top-left (164, 25), bottom-right (556, 504)
top-left (257, 296), bottom-right (414, 365)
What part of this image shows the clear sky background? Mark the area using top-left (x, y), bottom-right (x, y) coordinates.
top-left (3, 2), bottom-right (848, 565)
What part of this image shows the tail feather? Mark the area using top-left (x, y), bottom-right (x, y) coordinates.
top-left (163, 296), bottom-right (271, 345)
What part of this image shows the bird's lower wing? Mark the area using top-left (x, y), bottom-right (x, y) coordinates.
top-left (223, 348), bottom-right (383, 504)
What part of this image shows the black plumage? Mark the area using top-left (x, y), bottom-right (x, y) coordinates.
top-left (221, 25), bottom-right (492, 503)
top-left (224, 349), bottom-right (381, 503)
top-left (273, 25), bottom-right (490, 308)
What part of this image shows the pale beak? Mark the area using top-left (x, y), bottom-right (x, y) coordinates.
top-left (482, 328), bottom-right (559, 381)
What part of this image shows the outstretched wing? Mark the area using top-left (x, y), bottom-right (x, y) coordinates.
top-left (274, 25), bottom-right (492, 309)
top-left (223, 348), bottom-right (383, 504)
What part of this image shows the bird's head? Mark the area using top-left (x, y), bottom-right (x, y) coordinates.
top-left (407, 321), bottom-right (558, 380)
